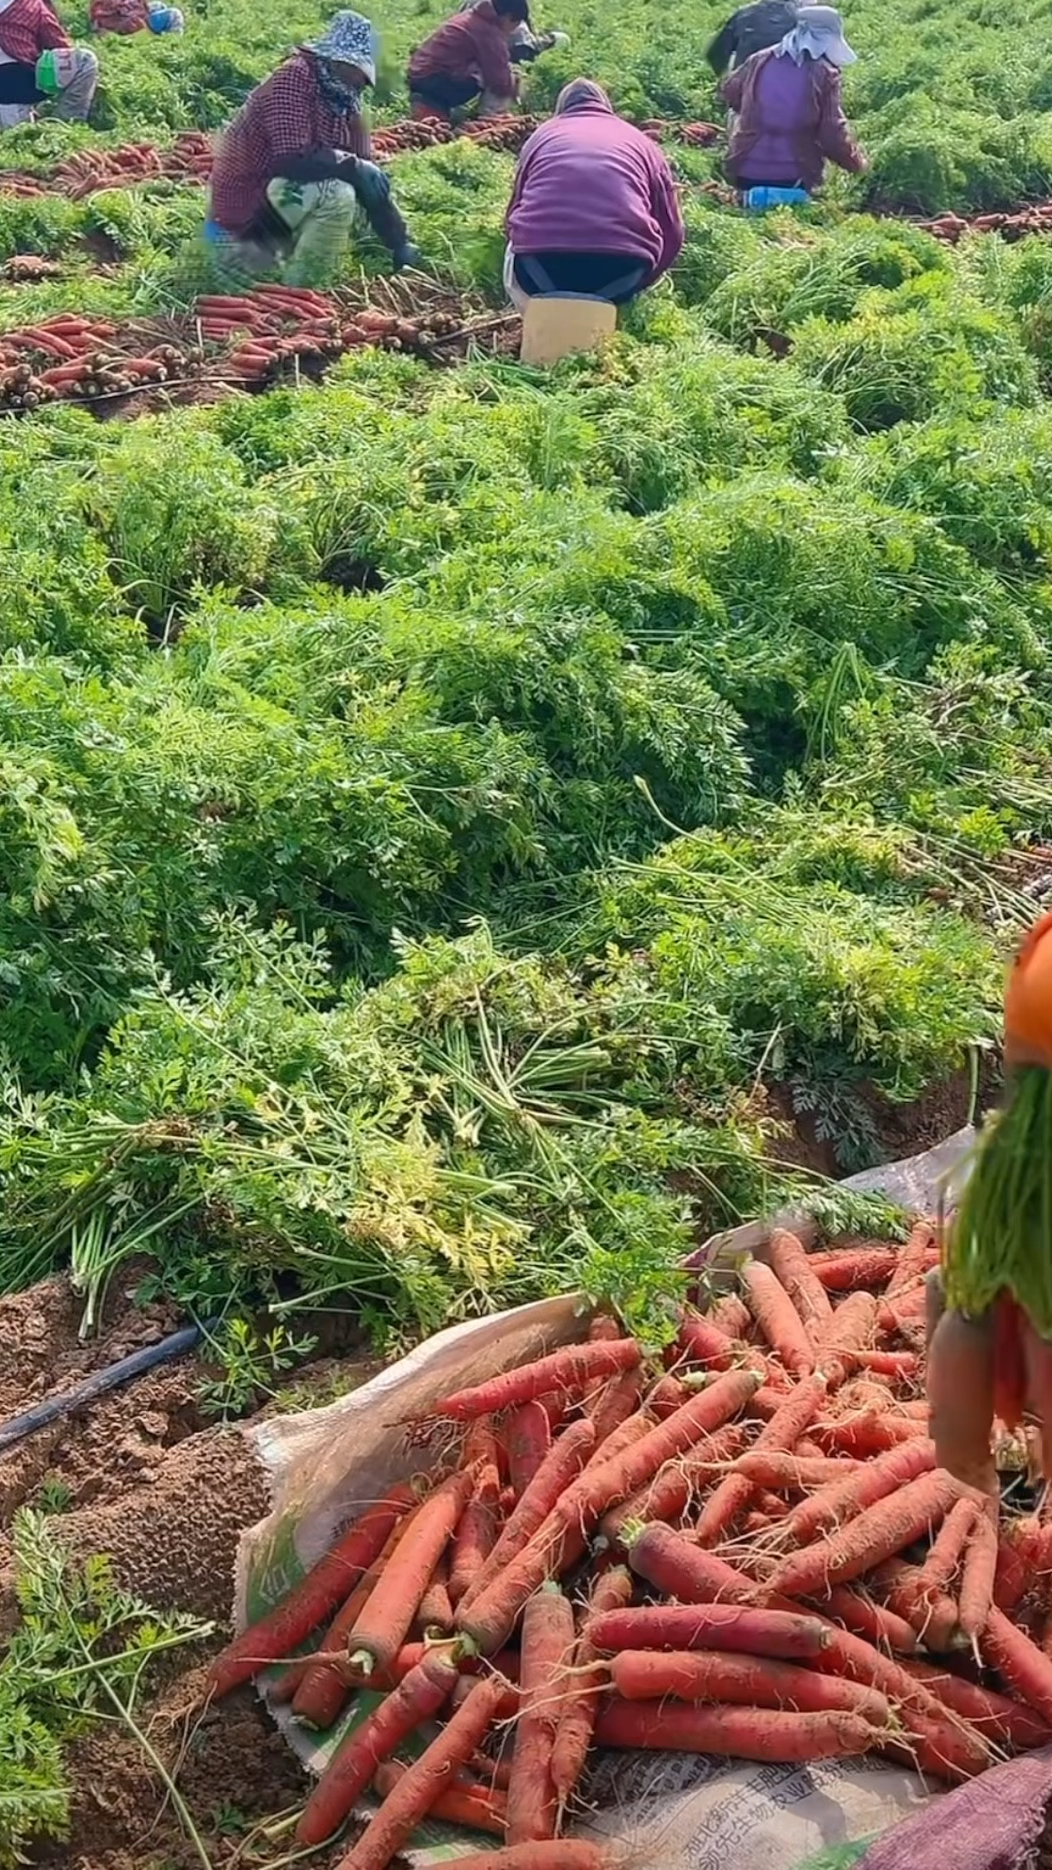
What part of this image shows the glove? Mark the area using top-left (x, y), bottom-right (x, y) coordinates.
top-left (351, 158), bottom-right (391, 211)
top-left (393, 241), bottom-right (422, 271)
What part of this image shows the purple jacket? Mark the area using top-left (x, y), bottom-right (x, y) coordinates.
top-left (506, 86), bottom-right (684, 281)
top-left (723, 47), bottom-right (864, 189)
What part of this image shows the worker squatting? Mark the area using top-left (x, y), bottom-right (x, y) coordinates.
top-left (0, 0), bottom-right (868, 302)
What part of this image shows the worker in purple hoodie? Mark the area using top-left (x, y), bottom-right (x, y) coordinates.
top-left (721, 4), bottom-right (866, 206)
top-left (503, 78), bottom-right (684, 307)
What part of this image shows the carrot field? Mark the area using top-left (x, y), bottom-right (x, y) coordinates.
top-left (3, 0), bottom-right (1052, 1858)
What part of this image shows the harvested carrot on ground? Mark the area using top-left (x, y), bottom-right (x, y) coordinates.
top-left (708, 1291), bottom-right (751, 1336)
top-left (586, 1367), bottom-right (642, 1441)
top-left (461, 1418), bottom-right (596, 1612)
top-left (550, 1566), bottom-right (632, 1818)
top-left (421, 1339), bottom-right (642, 1424)
top-left (879, 1219), bottom-right (936, 1330)
top-left (506, 1583), bottom-right (575, 1845)
top-left (595, 1700), bottom-right (879, 1761)
top-left (781, 1436), bottom-right (936, 1547)
top-left (417, 1550), bottom-right (455, 1635)
top-left (292, 1506), bottom-right (424, 1727)
top-left (695, 1374), bottom-right (826, 1547)
top-left (587, 1598), bottom-right (830, 1659)
top-left (810, 1248), bottom-right (898, 1289)
top-left (822, 1587), bottom-right (917, 1655)
top-left (349, 1469), bottom-right (474, 1678)
top-left (609, 1648), bottom-right (889, 1723)
top-left (904, 1659), bottom-right (1052, 1750)
top-left (767, 1228), bottom-right (834, 1342)
top-left (958, 1508), bottom-right (999, 1643)
top-left (207, 1484), bottom-right (415, 1698)
top-left (676, 1310), bottom-right (737, 1369)
top-left (770, 1467), bottom-right (965, 1599)
top-left (449, 1458), bottom-right (501, 1606)
top-left (984, 1606), bottom-right (1052, 1723)
top-left (872, 1558), bottom-right (960, 1653)
top-left (372, 1759), bottom-right (507, 1836)
top-left (295, 1643), bottom-right (462, 1845)
top-left (741, 1259), bottom-right (815, 1376)
top-left (734, 1452), bottom-right (860, 1490)
top-left (502, 1401), bottom-right (552, 1495)
top-left (815, 1291), bottom-right (878, 1387)
top-left (598, 1422), bottom-right (747, 1549)
top-left (335, 1672), bottom-right (514, 1870)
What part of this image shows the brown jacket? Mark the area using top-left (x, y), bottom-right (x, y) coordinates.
top-left (722, 48), bottom-right (864, 190)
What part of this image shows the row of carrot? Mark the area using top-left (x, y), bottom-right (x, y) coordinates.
top-left (197, 1221), bottom-right (1052, 1870)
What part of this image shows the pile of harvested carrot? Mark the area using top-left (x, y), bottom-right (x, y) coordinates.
top-left (204, 1221), bottom-right (1052, 1870)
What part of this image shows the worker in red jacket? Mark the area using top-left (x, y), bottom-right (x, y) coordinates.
top-left (206, 11), bottom-right (418, 286)
top-left (408, 0), bottom-right (529, 123)
top-left (0, 0), bottom-right (98, 128)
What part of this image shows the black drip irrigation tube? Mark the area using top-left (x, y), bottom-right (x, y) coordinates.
top-left (0, 1320), bottom-right (208, 1454)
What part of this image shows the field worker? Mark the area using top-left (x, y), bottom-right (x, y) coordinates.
top-left (457, 0), bottom-right (569, 72)
top-left (205, 11), bottom-right (419, 285)
top-left (408, 0), bottom-right (528, 124)
top-left (0, 0), bottom-right (98, 128)
top-left (706, 0), bottom-right (798, 75)
top-left (503, 79), bottom-right (684, 308)
top-left (722, 4), bottom-right (866, 207)
top-left (89, 0), bottom-right (183, 35)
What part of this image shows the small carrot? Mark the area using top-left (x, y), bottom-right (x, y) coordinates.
top-left (676, 1310), bottom-right (736, 1369)
top-left (506, 1584), bottom-right (575, 1846)
top-left (809, 1248), bottom-right (898, 1290)
top-left (609, 1649), bottom-right (889, 1724)
top-left (334, 1672), bottom-right (514, 1870)
top-left (815, 1292), bottom-right (878, 1388)
top-left (295, 1643), bottom-right (461, 1845)
top-left (767, 1228), bottom-right (834, 1342)
top-left (207, 1485), bottom-right (415, 1698)
top-left (853, 1350), bottom-right (919, 1378)
top-left (742, 1260), bottom-right (815, 1376)
top-left (770, 1468), bottom-right (965, 1600)
top-left (587, 1599), bottom-right (830, 1660)
top-left (734, 1452), bottom-right (860, 1490)
top-left (550, 1567), bottom-right (632, 1816)
top-left (502, 1401), bottom-right (551, 1495)
top-left (349, 1470), bottom-right (474, 1678)
top-left (373, 1759), bottom-right (506, 1836)
top-left (423, 1340), bottom-right (641, 1423)
top-left (587, 1368), bottom-right (642, 1443)
top-left (595, 1699), bottom-right (878, 1761)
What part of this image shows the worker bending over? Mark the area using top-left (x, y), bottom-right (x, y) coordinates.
top-left (722, 4), bottom-right (865, 207)
top-left (206, 11), bottom-right (418, 286)
top-left (706, 0), bottom-right (798, 75)
top-left (89, 0), bottom-right (183, 35)
top-left (408, 0), bottom-right (530, 123)
top-left (0, 0), bottom-right (98, 128)
top-left (458, 0), bottom-right (568, 71)
top-left (504, 79), bottom-right (683, 308)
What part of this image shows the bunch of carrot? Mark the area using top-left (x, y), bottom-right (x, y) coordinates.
top-left (204, 1223), bottom-right (1052, 1870)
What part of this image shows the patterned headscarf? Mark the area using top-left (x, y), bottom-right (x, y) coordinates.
top-left (304, 11), bottom-right (379, 112)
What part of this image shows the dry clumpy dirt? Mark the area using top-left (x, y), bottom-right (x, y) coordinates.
top-left (0, 1269), bottom-right (379, 1870)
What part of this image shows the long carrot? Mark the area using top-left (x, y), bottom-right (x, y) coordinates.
top-left (595, 1699), bottom-right (878, 1761)
top-left (295, 1643), bottom-right (461, 1845)
top-left (811, 1623), bottom-right (991, 1780)
top-left (417, 1550), bottom-right (455, 1636)
top-left (823, 1587), bottom-right (916, 1655)
top-left (349, 1470), bottom-right (474, 1677)
top-left (423, 1340), bottom-right (641, 1422)
top-left (983, 1605), bottom-right (1052, 1722)
top-left (461, 1419), bottom-right (596, 1613)
top-left (769, 1468), bottom-right (965, 1600)
top-left (695, 1376), bottom-right (826, 1547)
top-left (587, 1599), bottom-right (830, 1659)
top-left (503, 1402), bottom-right (552, 1495)
top-left (781, 1437), bottom-right (936, 1547)
top-left (741, 1260), bottom-right (815, 1376)
top-left (586, 1368), bottom-right (642, 1443)
top-left (815, 1292), bottom-right (878, 1387)
top-left (767, 1228), bottom-right (834, 1342)
top-left (506, 1584), bottom-right (574, 1845)
top-left (958, 1509), bottom-right (998, 1643)
top-left (597, 1422), bottom-right (747, 1549)
top-left (879, 1219), bottom-right (936, 1330)
top-left (904, 1658), bottom-right (1052, 1750)
top-left (914, 1496), bottom-right (978, 1600)
top-left (449, 1460), bottom-right (501, 1607)
top-left (207, 1485), bottom-right (415, 1698)
top-left (609, 1649), bottom-right (889, 1723)
top-left (873, 1559), bottom-right (960, 1653)
top-left (734, 1452), bottom-right (860, 1490)
top-left (810, 1249), bottom-right (898, 1290)
top-left (292, 1508), bottom-right (424, 1727)
top-left (334, 1672), bottom-right (514, 1870)
top-left (549, 1566), bottom-right (632, 1817)
top-left (432, 1849), bottom-right (611, 1870)
top-left (372, 1759), bottom-right (506, 1836)
top-left (677, 1310), bottom-right (736, 1369)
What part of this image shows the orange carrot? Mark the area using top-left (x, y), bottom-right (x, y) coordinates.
top-left (695, 1375), bottom-right (826, 1547)
top-left (502, 1402), bottom-right (551, 1495)
top-left (813, 1412), bottom-right (925, 1457)
top-left (823, 1587), bottom-right (917, 1655)
top-left (742, 1260), bottom-right (815, 1376)
top-left (334, 1672), bottom-right (514, 1870)
top-left (609, 1649), bottom-right (889, 1723)
top-left (815, 1292), bottom-right (878, 1387)
top-left (424, 1340), bottom-right (641, 1423)
top-left (770, 1468), bottom-right (965, 1600)
top-left (677, 1310), bottom-right (736, 1369)
top-left (984, 1606), bottom-right (1052, 1723)
top-left (506, 1584), bottom-right (574, 1845)
top-left (449, 1461), bottom-right (501, 1607)
top-left (292, 1510), bottom-right (421, 1728)
top-left (595, 1699), bottom-right (878, 1761)
top-left (372, 1759), bottom-right (506, 1836)
top-left (809, 1248), bottom-right (898, 1290)
top-left (295, 1643), bottom-right (461, 1845)
top-left (586, 1368), bottom-right (642, 1442)
top-left (958, 1510), bottom-right (998, 1643)
top-left (417, 1550), bottom-right (455, 1635)
top-left (873, 1559), bottom-right (960, 1653)
top-left (916, 1498), bottom-right (978, 1608)
top-left (207, 1485), bottom-right (415, 1697)
top-left (433, 1849), bottom-right (611, 1869)
top-left (349, 1470), bottom-right (474, 1677)
top-left (549, 1567), bottom-right (632, 1815)
top-left (646, 1374), bottom-right (691, 1417)
top-left (597, 1422), bottom-right (748, 1549)
top-left (853, 1350), bottom-right (919, 1378)
top-left (587, 1599), bottom-right (830, 1659)
top-left (734, 1452), bottom-right (860, 1490)
top-left (904, 1658), bottom-right (1052, 1750)
top-left (767, 1228), bottom-right (834, 1342)
top-left (461, 1418), bottom-right (596, 1613)
top-left (782, 1436), bottom-right (936, 1546)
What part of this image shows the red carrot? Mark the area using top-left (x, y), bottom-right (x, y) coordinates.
top-left (813, 1412), bottom-right (925, 1457)
top-left (708, 1292), bottom-right (751, 1336)
top-left (695, 1376), bottom-right (826, 1547)
top-left (609, 1648), bottom-right (889, 1723)
top-left (957, 1509), bottom-right (998, 1643)
top-left (550, 1567), bottom-right (632, 1816)
top-left (372, 1759), bottom-right (507, 1836)
top-left (587, 1598), bottom-right (831, 1659)
top-left (587, 1368), bottom-right (642, 1443)
top-left (595, 1699), bottom-right (878, 1761)
top-left (417, 1550), bottom-right (455, 1635)
top-left (597, 1423), bottom-right (747, 1548)
top-left (432, 1849), bottom-right (611, 1870)
top-left (823, 1587), bottom-right (916, 1655)
top-left (811, 1624), bottom-right (991, 1780)
top-left (767, 1228), bottom-right (834, 1342)
top-left (677, 1310), bottom-right (736, 1369)
top-left (854, 1350), bottom-right (919, 1378)
top-left (207, 1485), bottom-right (415, 1698)
top-left (295, 1643), bottom-right (461, 1845)
top-left (904, 1659), bottom-right (1052, 1750)
top-left (349, 1470), bottom-right (474, 1677)
top-left (770, 1468), bottom-right (964, 1600)
top-left (334, 1672), bottom-right (514, 1870)
top-left (873, 1559), bottom-right (960, 1653)
top-left (449, 1461), bottom-right (501, 1607)
top-left (879, 1220), bottom-right (936, 1330)
top-left (646, 1374), bottom-right (690, 1417)
top-left (461, 1419), bottom-right (596, 1613)
top-left (291, 1508), bottom-right (424, 1727)
top-left (424, 1340), bottom-right (641, 1422)
top-left (735, 1452), bottom-right (860, 1490)
top-left (742, 1260), bottom-right (815, 1376)
top-left (983, 1606), bottom-right (1052, 1722)
top-left (782, 1437), bottom-right (936, 1547)
top-left (503, 1402), bottom-right (552, 1495)
top-left (809, 1248), bottom-right (898, 1290)
top-left (506, 1584), bottom-right (574, 1846)
top-left (815, 1292), bottom-right (878, 1387)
